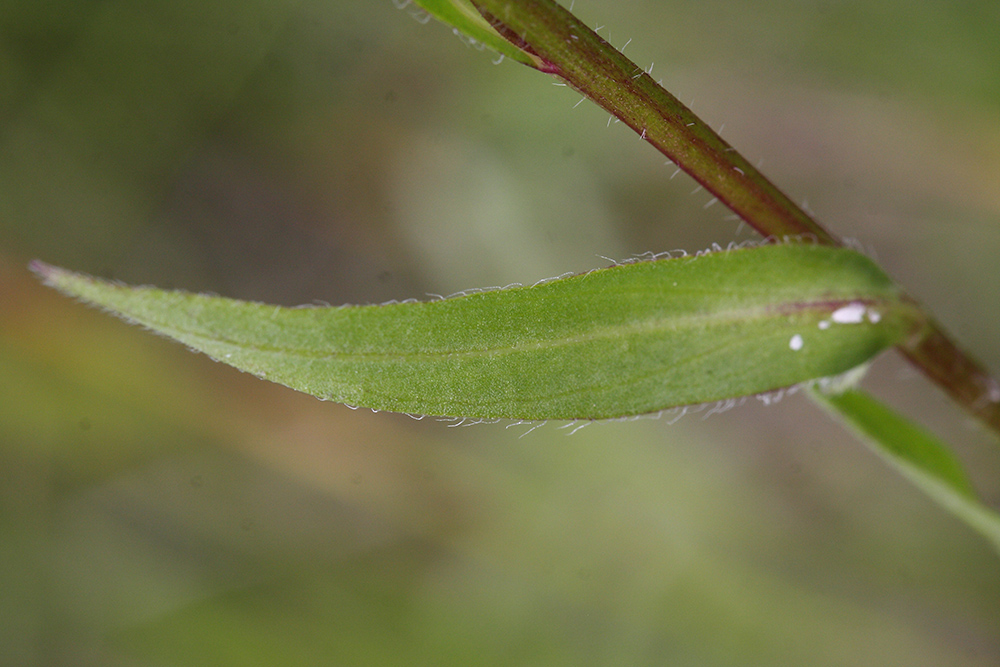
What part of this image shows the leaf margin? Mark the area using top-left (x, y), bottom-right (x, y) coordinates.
top-left (408, 0), bottom-right (538, 66)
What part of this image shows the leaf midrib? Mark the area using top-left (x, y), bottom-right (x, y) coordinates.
top-left (165, 297), bottom-right (887, 362)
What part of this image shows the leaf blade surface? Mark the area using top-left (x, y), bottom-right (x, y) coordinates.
top-left (409, 0), bottom-right (536, 66)
top-left (33, 244), bottom-right (921, 420)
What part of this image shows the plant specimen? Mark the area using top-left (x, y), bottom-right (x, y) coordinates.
top-left (34, 0), bottom-right (1000, 553)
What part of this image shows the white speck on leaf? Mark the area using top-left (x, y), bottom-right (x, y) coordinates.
top-left (789, 334), bottom-right (804, 351)
top-left (831, 303), bottom-right (867, 324)
top-left (818, 320), bottom-right (831, 330)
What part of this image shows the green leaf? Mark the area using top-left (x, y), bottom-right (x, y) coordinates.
top-left (33, 244), bottom-right (921, 420)
top-left (408, 0), bottom-right (537, 66)
top-left (809, 387), bottom-right (1000, 555)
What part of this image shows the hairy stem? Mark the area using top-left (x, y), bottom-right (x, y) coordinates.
top-left (472, 0), bottom-right (838, 245)
top-left (900, 324), bottom-right (1000, 432)
top-left (471, 0), bottom-right (1000, 437)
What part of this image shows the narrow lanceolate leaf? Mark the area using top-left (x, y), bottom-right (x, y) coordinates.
top-left (408, 0), bottom-right (537, 66)
top-left (810, 387), bottom-right (1000, 556)
top-left (32, 244), bottom-right (922, 420)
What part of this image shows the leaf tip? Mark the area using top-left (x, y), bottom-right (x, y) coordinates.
top-left (29, 260), bottom-right (85, 296)
top-left (30, 260), bottom-right (99, 302)
top-left (28, 259), bottom-right (57, 281)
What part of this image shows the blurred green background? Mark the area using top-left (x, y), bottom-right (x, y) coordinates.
top-left (2, 1), bottom-right (1000, 664)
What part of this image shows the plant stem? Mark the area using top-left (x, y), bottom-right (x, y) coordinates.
top-left (471, 0), bottom-right (1000, 438)
top-left (472, 0), bottom-right (838, 245)
top-left (899, 323), bottom-right (1000, 432)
